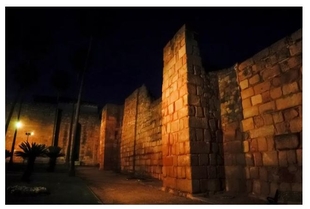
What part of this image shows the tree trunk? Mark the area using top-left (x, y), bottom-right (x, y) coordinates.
top-left (21, 156), bottom-right (35, 182)
top-left (52, 93), bottom-right (60, 146)
top-left (5, 89), bottom-right (22, 135)
top-left (47, 157), bottom-right (57, 172)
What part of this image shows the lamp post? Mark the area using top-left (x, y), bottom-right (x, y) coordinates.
top-left (9, 121), bottom-right (22, 165)
top-left (25, 132), bottom-right (34, 142)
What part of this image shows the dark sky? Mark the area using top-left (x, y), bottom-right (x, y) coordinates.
top-left (5, 7), bottom-right (302, 106)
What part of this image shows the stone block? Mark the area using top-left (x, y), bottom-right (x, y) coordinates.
top-left (177, 166), bottom-right (186, 179)
top-left (282, 82), bottom-right (299, 95)
top-left (243, 141), bottom-right (249, 153)
top-left (254, 81), bottom-right (271, 94)
top-left (242, 98), bottom-right (252, 109)
top-left (262, 151), bottom-right (278, 166)
top-left (250, 138), bottom-right (258, 152)
top-left (261, 91), bottom-right (271, 103)
top-left (266, 136), bottom-right (275, 151)
top-left (253, 152), bottom-right (263, 166)
top-left (272, 111), bottom-right (284, 123)
top-left (287, 150), bottom-right (297, 165)
top-left (283, 108), bottom-right (299, 121)
top-left (242, 118), bottom-right (254, 131)
top-left (278, 151), bottom-right (288, 167)
top-left (176, 178), bottom-right (193, 193)
top-left (262, 113), bottom-right (274, 126)
top-left (282, 66), bottom-right (301, 84)
top-left (259, 101), bottom-right (275, 114)
top-left (249, 125), bottom-right (275, 138)
top-left (245, 153), bottom-right (254, 166)
top-left (209, 153), bottom-right (217, 165)
top-left (163, 177), bottom-right (176, 189)
top-left (241, 87), bottom-right (254, 100)
top-left (243, 106), bottom-right (259, 119)
top-left (276, 93), bottom-right (302, 110)
top-left (262, 64), bottom-right (281, 81)
top-left (251, 94), bottom-right (263, 106)
top-left (190, 141), bottom-right (211, 154)
top-left (252, 180), bottom-right (261, 195)
top-left (270, 87), bottom-right (282, 99)
top-left (240, 79), bottom-right (249, 90)
top-left (257, 137), bottom-right (268, 151)
top-left (274, 133), bottom-right (300, 150)
top-left (177, 155), bottom-right (191, 166)
top-left (199, 154), bottom-right (209, 166)
top-left (275, 122), bottom-right (289, 135)
top-left (289, 117), bottom-right (302, 133)
top-left (249, 74), bottom-right (260, 85)
top-left (253, 115), bottom-right (264, 128)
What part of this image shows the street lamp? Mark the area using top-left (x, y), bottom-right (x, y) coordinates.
top-left (25, 132), bottom-right (34, 142)
top-left (9, 121), bottom-right (22, 165)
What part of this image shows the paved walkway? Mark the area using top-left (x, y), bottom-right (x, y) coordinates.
top-left (76, 166), bottom-right (267, 204)
top-left (6, 164), bottom-right (267, 204)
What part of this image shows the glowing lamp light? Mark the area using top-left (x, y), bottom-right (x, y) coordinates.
top-left (16, 121), bottom-right (22, 129)
top-left (31, 132), bottom-right (34, 136)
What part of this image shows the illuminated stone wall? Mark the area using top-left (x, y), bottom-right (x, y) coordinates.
top-left (5, 102), bottom-right (101, 165)
top-left (117, 85), bottom-right (162, 179)
top-left (236, 29), bottom-right (302, 199)
top-left (99, 104), bottom-right (123, 171)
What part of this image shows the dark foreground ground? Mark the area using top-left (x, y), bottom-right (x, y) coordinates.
top-left (5, 163), bottom-right (271, 204)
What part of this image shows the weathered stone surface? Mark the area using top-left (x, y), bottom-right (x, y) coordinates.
top-left (254, 81), bottom-right (271, 94)
top-left (278, 151), bottom-right (288, 167)
top-left (249, 74), bottom-right (260, 85)
top-left (249, 125), bottom-right (275, 138)
top-left (257, 137), bottom-right (268, 151)
top-left (251, 94), bottom-right (263, 106)
top-left (253, 152), bottom-right (263, 166)
top-left (262, 64), bottom-right (281, 81)
top-left (289, 117), bottom-right (302, 133)
top-left (243, 106), bottom-right (259, 119)
top-left (240, 79), bottom-right (249, 90)
top-left (242, 118), bottom-right (254, 131)
top-left (259, 101), bottom-right (275, 114)
top-left (296, 149), bottom-right (302, 166)
top-left (282, 82), bottom-right (299, 95)
top-left (272, 111), bottom-right (284, 123)
top-left (270, 87), bottom-right (282, 99)
top-left (262, 151), bottom-right (278, 166)
top-left (259, 167), bottom-right (268, 181)
top-left (276, 92), bottom-right (302, 110)
top-left (241, 87), bottom-right (254, 99)
top-left (242, 98), bottom-right (252, 109)
top-left (274, 133), bottom-right (300, 150)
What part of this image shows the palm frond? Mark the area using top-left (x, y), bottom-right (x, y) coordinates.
top-left (15, 141), bottom-right (47, 158)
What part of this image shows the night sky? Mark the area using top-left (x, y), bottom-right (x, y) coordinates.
top-left (5, 7), bottom-right (302, 107)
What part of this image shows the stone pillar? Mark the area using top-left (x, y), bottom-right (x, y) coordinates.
top-left (162, 25), bottom-right (223, 194)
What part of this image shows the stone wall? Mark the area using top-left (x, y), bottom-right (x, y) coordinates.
top-left (5, 102), bottom-right (101, 165)
top-left (99, 104), bottom-right (123, 170)
top-left (118, 85), bottom-right (162, 178)
top-left (218, 67), bottom-right (246, 193)
top-left (161, 25), bottom-right (224, 194)
top-left (236, 29), bottom-right (302, 199)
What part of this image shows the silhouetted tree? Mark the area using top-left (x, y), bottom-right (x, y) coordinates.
top-left (50, 69), bottom-right (70, 146)
top-left (15, 141), bottom-right (47, 182)
top-left (5, 61), bottom-right (39, 134)
top-left (46, 146), bottom-right (65, 172)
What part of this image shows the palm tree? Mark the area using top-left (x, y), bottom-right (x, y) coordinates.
top-left (50, 69), bottom-right (70, 147)
top-left (46, 146), bottom-right (65, 172)
top-left (69, 37), bottom-right (93, 176)
top-left (15, 141), bottom-right (47, 182)
top-left (5, 61), bottom-right (39, 134)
